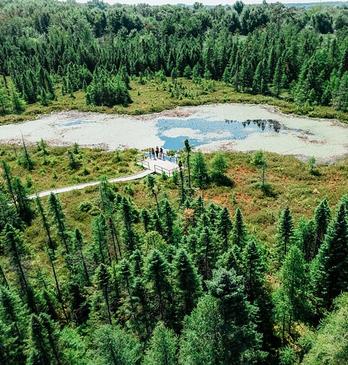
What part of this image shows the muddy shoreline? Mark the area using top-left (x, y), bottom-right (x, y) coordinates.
top-left (0, 104), bottom-right (347, 163)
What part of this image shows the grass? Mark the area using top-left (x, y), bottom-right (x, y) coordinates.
top-left (0, 144), bottom-right (141, 192)
top-left (2, 147), bottom-right (346, 253)
top-left (1, 77), bottom-right (347, 125)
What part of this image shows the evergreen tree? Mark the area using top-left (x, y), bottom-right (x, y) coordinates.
top-left (94, 324), bottom-right (141, 365)
top-left (276, 207), bottom-right (294, 265)
top-left (312, 202), bottom-right (348, 309)
top-left (145, 249), bottom-right (172, 321)
top-left (184, 139), bottom-right (192, 192)
top-left (276, 246), bottom-right (310, 339)
top-left (11, 86), bottom-right (26, 114)
top-left (231, 207), bottom-right (248, 248)
top-left (143, 322), bottom-right (178, 365)
top-left (48, 193), bottom-right (71, 255)
top-left (217, 207), bottom-right (233, 251)
top-left (26, 313), bottom-right (62, 365)
top-left (12, 176), bottom-right (34, 225)
top-left (192, 152), bottom-right (209, 189)
top-left (95, 263), bottom-right (112, 324)
top-left (314, 198), bottom-right (331, 255)
top-left (19, 137), bottom-right (34, 171)
top-left (210, 153), bottom-right (229, 185)
top-left (179, 295), bottom-right (224, 365)
top-left (0, 285), bottom-right (28, 364)
top-left (208, 268), bottom-right (265, 364)
top-left (161, 199), bottom-right (176, 244)
top-left (3, 224), bottom-right (29, 294)
top-left (242, 239), bottom-right (275, 350)
top-left (173, 248), bottom-right (201, 319)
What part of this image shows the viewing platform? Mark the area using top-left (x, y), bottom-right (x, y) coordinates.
top-left (138, 154), bottom-right (179, 177)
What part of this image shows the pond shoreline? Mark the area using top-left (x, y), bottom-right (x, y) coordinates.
top-left (0, 103), bottom-right (347, 164)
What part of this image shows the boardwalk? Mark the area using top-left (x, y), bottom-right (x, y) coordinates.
top-left (30, 170), bottom-right (153, 199)
top-left (139, 157), bottom-right (179, 176)
top-left (30, 157), bottom-right (179, 199)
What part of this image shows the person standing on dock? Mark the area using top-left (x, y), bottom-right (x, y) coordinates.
top-left (155, 146), bottom-right (159, 159)
top-left (160, 147), bottom-right (164, 160)
top-left (151, 147), bottom-right (155, 159)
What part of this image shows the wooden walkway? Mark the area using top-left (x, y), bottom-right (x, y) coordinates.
top-left (29, 170), bottom-right (153, 199)
top-left (30, 157), bottom-right (179, 199)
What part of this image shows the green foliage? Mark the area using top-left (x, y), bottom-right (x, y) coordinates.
top-left (143, 322), bottom-right (178, 365)
top-left (302, 293), bottom-right (348, 365)
top-left (93, 324), bottom-right (141, 365)
top-left (192, 152), bottom-right (209, 189)
top-left (86, 69), bottom-right (132, 107)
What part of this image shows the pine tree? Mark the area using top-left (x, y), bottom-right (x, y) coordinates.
top-left (295, 218), bottom-right (317, 261)
top-left (208, 268), bottom-right (265, 364)
top-left (147, 174), bottom-right (160, 214)
top-left (276, 246), bottom-right (310, 338)
top-left (273, 58), bottom-right (282, 96)
top-left (231, 207), bottom-right (248, 248)
top-left (12, 176), bottom-right (34, 225)
top-left (145, 249), bottom-right (172, 321)
top-left (312, 202), bottom-right (348, 309)
top-left (210, 153), bottom-right (229, 185)
top-left (26, 313), bottom-right (62, 365)
top-left (276, 207), bottom-right (294, 265)
top-left (0, 285), bottom-right (28, 364)
top-left (141, 208), bottom-right (151, 233)
top-left (314, 198), bottom-right (331, 255)
top-left (217, 207), bottom-right (233, 251)
top-left (196, 226), bottom-right (216, 281)
top-left (173, 248), bottom-right (201, 319)
top-left (3, 224), bottom-right (29, 294)
top-left (48, 193), bottom-right (70, 255)
top-left (11, 86), bottom-right (26, 114)
top-left (1, 160), bottom-right (18, 210)
top-left (242, 240), bottom-right (275, 350)
top-left (73, 229), bottom-right (90, 286)
top-left (192, 152), bottom-right (209, 189)
top-left (161, 199), bottom-right (176, 244)
top-left (94, 324), bottom-right (141, 365)
top-left (143, 322), bottom-right (178, 365)
top-left (184, 139), bottom-right (192, 192)
top-left (96, 263), bottom-right (112, 324)
top-left (19, 136), bottom-right (34, 171)
top-left (92, 214), bottom-right (111, 265)
top-left (179, 295), bottom-right (224, 365)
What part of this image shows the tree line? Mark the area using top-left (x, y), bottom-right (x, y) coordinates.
top-left (0, 140), bottom-right (347, 364)
top-left (0, 0), bottom-right (347, 112)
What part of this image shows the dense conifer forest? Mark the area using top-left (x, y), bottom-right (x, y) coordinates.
top-left (0, 140), bottom-right (347, 364)
top-left (0, 0), bottom-right (348, 364)
top-left (0, 0), bottom-right (347, 118)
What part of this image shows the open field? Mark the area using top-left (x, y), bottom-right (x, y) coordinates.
top-left (1, 78), bottom-right (347, 125)
top-left (2, 146), bottom-right (346, 251)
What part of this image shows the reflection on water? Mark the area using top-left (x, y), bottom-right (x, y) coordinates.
top-left (157, 117), bottom-right (286, 150)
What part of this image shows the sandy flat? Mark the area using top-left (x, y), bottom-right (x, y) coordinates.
top-left (0, 104), bottom-right (347, 162)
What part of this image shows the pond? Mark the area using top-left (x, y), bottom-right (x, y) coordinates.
top-left (0, 103), bottom-right (347, 162)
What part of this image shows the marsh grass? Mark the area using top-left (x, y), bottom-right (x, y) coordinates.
top-left (1, 78), bottom-right (347, 125)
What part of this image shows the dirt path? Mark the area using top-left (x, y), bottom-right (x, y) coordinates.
top-left (30, 169), bottom-right (153, 199)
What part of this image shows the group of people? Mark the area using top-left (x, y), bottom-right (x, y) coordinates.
top-left (149, 146), bottom-right (165, 160)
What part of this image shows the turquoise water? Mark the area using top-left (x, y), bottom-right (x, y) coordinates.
top-left (157, 117), bottom-right (284, 150)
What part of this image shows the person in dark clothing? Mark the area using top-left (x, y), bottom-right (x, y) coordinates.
top-left (160, 147), bottom-right (164, 160)
top-left (151, 147), bottom-right (155, 159)
top-left (155, 146), bottom-right (159, 159)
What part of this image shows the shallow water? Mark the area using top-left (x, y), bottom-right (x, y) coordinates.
top-left (0, 103), bottom-right (347, 162)
top-left (157, 117), bottom-right (290, 150)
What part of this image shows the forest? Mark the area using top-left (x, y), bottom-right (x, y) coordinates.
top-left (0, 0), bottom-right (348, 364)
top-left (0, 139), bottom-right (347, 364)
top-left (0, 0), bottom-right (347, 118)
